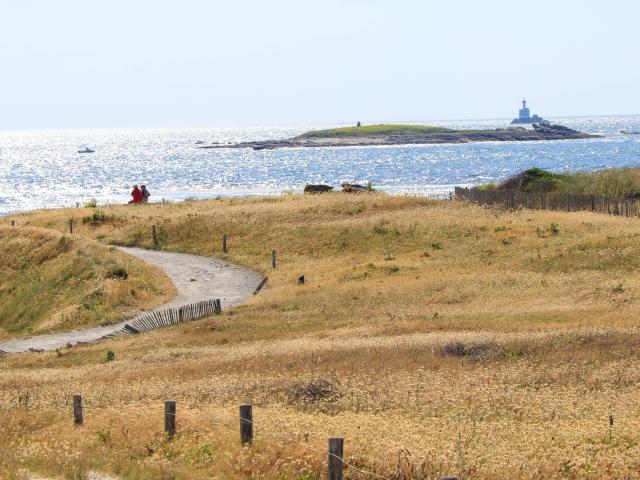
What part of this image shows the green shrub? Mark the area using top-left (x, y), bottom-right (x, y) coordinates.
top-left (500, 168), bottom-right (570, 193)
top-left (82, 209), bottom-right (113, 225)
top-left (97, 428), bottom-right (111, 443)
top-left (373, 222), bottom-right (387, 235)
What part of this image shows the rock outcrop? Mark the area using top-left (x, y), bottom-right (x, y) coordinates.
top-left (304, 184), bottom-right (334, 194)
top-left (341, 183), bottom-right (370, 193)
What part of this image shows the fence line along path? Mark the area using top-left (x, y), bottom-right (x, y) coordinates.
top-left (0, 247), bottom-right (263, 354)
top-left (455, 187), bottom-right (640, 217)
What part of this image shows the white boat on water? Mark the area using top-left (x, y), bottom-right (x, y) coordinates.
top-left (78, 147), bottom-right (95, 153)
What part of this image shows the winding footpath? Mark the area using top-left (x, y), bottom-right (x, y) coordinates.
top-left (0, 247), bottom-right (262, 354)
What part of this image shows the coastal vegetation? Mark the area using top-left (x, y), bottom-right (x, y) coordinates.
top-left (484, 166), bottom-right (640, 198)
top-left (3, 194), bottom-right (640, 477)
top-left (0, 227), bottom-right (174, 338)
top-left (296, 124), bottom-right (452, 138)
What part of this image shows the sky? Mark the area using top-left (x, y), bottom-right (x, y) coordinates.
top-left (0, 0), bottom-right (638, 130)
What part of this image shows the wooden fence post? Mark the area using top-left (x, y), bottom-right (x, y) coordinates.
top-left (254, 277), bottom-right (268, 295)
top-left (240, 403), bottom-right (253, 444)
top-left (165, 400), bottom-right (176, 439)
top-left (11, 220), bottom-right (15, 226)
top-left (328, 437), bottom-right (344, 480)
top-left (222, 234), bottom-right (228, 253)
top-left (152, 224), bottom-right (158, 247)
top-left (73, 394), bottom-right (83, 425)
top-left (69, 218), bottom-right (74, 234)
top-left (271, 250), bottom-right (277, 269)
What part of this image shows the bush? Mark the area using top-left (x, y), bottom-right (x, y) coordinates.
top-left (106, 266), bottom-right (128, 280)
top-left (288, 378), bottom-right (342, 403)
top-left (500, 168), bottom-right (569, 193)
top-left (82, 209), bottom-right (113, 225)
top-left (439, 341), bottom-right (498, 361)
top-left (83, 198), bottom-right (97, 208)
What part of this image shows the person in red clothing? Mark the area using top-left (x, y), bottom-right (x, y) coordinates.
top-left (131, 185), bottom-right (143, 204)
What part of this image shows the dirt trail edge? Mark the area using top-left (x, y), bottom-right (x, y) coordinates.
top-left (0, 247), bottom-right (262, 354)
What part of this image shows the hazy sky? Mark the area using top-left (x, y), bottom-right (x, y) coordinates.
top-left (1, 0), bottom-right (638, 129)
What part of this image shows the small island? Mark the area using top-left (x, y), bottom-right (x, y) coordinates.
top-left (201, 122), bottom-right (599, 150)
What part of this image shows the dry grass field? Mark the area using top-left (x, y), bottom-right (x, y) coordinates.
top-left (3, 193), bottom-right (640, 479)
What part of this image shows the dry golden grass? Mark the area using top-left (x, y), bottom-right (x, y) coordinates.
top-left (3, 194), bottom-right (640, 478)
top-left (0, 226), bottom-right (175, 337)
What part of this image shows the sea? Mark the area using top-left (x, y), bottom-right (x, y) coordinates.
top-left (0, 115), bottom-right (639, 216)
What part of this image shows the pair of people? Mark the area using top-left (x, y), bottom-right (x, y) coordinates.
top-left (130, 184), bottom-right (150, 204)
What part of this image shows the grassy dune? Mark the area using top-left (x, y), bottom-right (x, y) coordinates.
top-left (3, 194), bottom-right (640, 478)
top-left (0, 226), bottom-right (175, 337)
top-left (486, 166), bottom-right (640, 198)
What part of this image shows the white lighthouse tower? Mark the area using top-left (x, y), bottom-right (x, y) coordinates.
top-left (519, 99), bottom-right (530, 121)
top-left (511, 99), bottom-right (544, 124)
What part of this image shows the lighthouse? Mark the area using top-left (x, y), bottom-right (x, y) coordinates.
top-left (519, 99), bottom-right (530, 121)
top-left (511, 99), bottom-right (544, 124)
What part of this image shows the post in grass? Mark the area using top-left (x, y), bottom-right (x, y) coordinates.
top-left (328, 437), bottom-right (344, 480)
top-left (165, 400), bottom-right (176, 440)
top-left (271, 250), bottom-right (277, 269)
top-left (222, 234), bottom-right (228, 253)
top-left (69, 218), bottom-right (74, 234)
top-left (72, 394), bottom-right (83, 425)
top-left (239, 403), bottom-right (253, 444)
top-left (152, 224), bottom-right (158, 248)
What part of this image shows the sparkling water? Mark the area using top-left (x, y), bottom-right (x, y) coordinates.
top-left (0, 115), bottom-right (639, 215)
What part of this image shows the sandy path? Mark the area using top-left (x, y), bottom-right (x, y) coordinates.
top-left (0, 247), bottom-right (262, 354)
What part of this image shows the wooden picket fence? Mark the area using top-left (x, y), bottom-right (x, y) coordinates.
top-left (455, 187), bottom-right (640, 217)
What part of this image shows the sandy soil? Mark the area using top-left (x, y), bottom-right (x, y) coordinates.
top-left (0, 247), bottom-right (261, 354)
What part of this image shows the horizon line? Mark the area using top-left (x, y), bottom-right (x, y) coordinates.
top-left (1, 112), bottom-right (639, 133)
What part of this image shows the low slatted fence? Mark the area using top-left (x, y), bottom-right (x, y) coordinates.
top-left (0, 299), bottom-right (223, 355)
top-left (455, 187), bottom-right (640, 217)
top-left (100, 298), bottom-right (222, 340)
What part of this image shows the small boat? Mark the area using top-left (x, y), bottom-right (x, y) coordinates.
top-left (78, 147), bottom-right (95, 153)
top-left (621, 130), bottom-right (640, 135)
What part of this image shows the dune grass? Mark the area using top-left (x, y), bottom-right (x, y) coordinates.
top-left (297, 124), bottom-right (452, 138)
top-left (0, 226), bottom-right (175, 337)
top-left (3, 194), bottom-right (640, 478)
top-left (487, 166), bottom-right (640, 198)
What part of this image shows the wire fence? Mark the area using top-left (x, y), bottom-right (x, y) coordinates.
top-left (63, 396), bottom-right (459, 480)
top-left (455, 186), bottom-right (640, 217)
